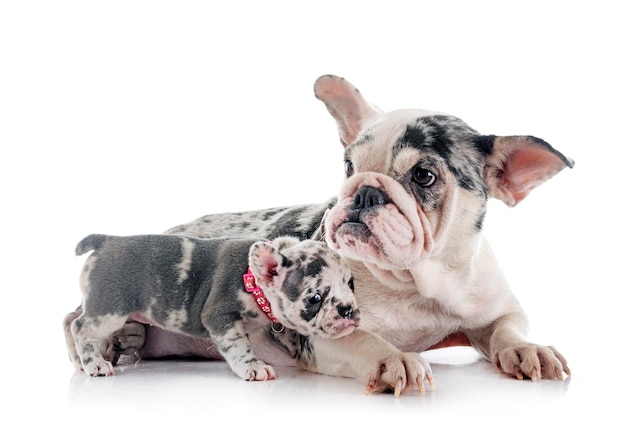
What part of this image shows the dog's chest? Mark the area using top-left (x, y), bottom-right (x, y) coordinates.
top-left (348, 264), bottom-right (465, 351)
top-left (358, 290), bottom-right (463, 351)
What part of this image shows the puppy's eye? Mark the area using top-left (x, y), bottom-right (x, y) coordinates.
top-left (308, 293), bottom-right (322, 305)
top-left (412, 167), bottom-right (436, 187)
top-left (348, 277), bottom-right (354, 291)
top-left (345, 160), bottom-right (354, 177)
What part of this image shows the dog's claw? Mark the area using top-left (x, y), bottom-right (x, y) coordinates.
top-left (427, 373), bottom-right (436, 391)
top-left (416, 375), bottom-right (425, 395)
top-left (394, 379), bottom-right (402, 397)
top-left (495, 344), bottom-right (569, 381)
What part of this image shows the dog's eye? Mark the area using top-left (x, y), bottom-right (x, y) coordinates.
top-left (348, 277), bottom-right (354, 291)
top-left (412, 167), bottom-right (436, 187)
top-left (308, 293), bottom-right (322, 305)
top-left (345, 160), bottom-right (354, 177)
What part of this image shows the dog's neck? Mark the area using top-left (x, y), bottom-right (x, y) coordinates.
top-left (363, 234), bottom-right (485, 299)
top-left (243, 268), bottom-right (284, 333)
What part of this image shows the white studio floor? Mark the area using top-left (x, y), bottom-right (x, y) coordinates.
top-left (24, 342), bottom-right (616, 439)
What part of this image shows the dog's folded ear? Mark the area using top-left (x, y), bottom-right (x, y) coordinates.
top-left (482, 135), bottom-right (575, 207)
top-left (248, 242), bottom-right (291, 289)
top-left (314, 74), bottom-right (382, 147)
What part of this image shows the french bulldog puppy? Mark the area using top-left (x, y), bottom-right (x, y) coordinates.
top-left (67, 234), bottom-right (360, 381)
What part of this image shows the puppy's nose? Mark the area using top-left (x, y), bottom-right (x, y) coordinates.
top-left (337, 305), bottom-right (354, 319)
top-left (353, 186), bottom-right (388, 210)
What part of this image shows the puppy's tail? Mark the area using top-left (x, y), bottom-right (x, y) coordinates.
top-left (75, 234), bottom-right (110, 256)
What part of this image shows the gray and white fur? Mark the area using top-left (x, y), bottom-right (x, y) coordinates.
top-left (68, 234), bottom-right (358, 381)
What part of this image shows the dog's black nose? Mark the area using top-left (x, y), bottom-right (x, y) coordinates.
top-left (338, 305), bottom-right (353, 319)
top-left (352, 186), bottom-right (388, 210)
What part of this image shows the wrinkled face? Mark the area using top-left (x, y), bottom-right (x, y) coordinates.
top-left (324, 110), bottom-right (489, 270)
top-left (274, 242), bottom-right (359, 338)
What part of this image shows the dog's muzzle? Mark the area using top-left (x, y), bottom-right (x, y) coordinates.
top-left (348, 186), bottom-right (389, 222)
top-left (337, 304), bottom-right (354, 320)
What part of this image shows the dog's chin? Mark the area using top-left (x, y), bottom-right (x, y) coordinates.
top-left (329, 214), bottom-right (427, 270)
top-left (322, 320), bottom-right (358, 339)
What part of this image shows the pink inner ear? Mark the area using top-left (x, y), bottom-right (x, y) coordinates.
top-left (487, 135), bottom-right (572, 207)
top-left (504, 147), bottom-right (566, 192)
top-left (265, 263), bottom-right (278, 281)
top-left (256, 248), bottom-right (280, 285)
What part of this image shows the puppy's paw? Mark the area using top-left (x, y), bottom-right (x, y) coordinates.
top-left (106, 322), bottom-right (146, 360)
top-left (493, 344), bottom-right (571, 381)
top-left (364, 352), bottom-right (435, 397)
top-left (83, 358), bottom-right (115, 377)
top-left (234, 361), bottom-right (278, 381)
top-left (99, 338), bottom-right (121, 366)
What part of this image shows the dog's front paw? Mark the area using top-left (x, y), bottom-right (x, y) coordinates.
top-left (493, 344), bottom-right (570, 381)
top-left (83, 358), bottom-right (115, 377)
top-left (234, 361), bottom-right (278, 381)
top-left (364, 352), bottom-right (435, 397)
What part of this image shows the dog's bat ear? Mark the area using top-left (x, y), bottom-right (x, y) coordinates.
top-left (314, 75), bottom-right (382, 147)
top-left (249, 242), bottom-right (291, 288)
top-left (481, 135), bottom-right (575, 207)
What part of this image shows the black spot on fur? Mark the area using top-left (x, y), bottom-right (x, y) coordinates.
top-left (351, 133), bottom-right (373, 147)
top-left (282, 268), bottom-right (305, 302)
top-left (304, 256), bottom-right (327, 278)
top-left (474, 209), bottom-right (486, 232)
top-left (396, 116), bottom-right (488, 196)
top-left (265, 205), bottom-right (329, 240)
top-left (473, 135), bottom-right (496, 155)
top-left (262, 208), bottom-right (283, 221)
top-left (396, 117), bottom-right (454, 160)
top-left (294, 334), bottom-right (315, 367)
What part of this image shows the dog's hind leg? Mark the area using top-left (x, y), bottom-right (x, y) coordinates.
top-left (100, 321), bottom-right (146, 365)
top-left (71, 313), bottom-right (129, 377)
top-left (64, 304), bottom-right (146, 367)
top-left (63, 306), bottom-right (83, 371)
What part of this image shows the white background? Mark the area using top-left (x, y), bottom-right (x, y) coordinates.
top-left (1, 1), bottom-right (623, 437)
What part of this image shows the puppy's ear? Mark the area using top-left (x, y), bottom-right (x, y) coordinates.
top-left (481, 135), bottom-right (574, 207)
top-left (248, 242), bottom-right (291, 289)
top-left (314, 75), bottom-right (382, 147)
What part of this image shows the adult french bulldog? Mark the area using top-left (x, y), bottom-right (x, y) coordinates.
top-left (64, 74), bottom-right (573, 395)
top-left (67, 234), bottom-right (359, 381)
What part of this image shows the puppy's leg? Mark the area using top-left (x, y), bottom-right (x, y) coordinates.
top-left (63, 307), bottom-right (83, 371)
top-left (71, 314), bottom-right (129, 377)
top-left (211, 322), bottom-right (277, 381)
top-left (301, 329), bottom-right (435, 396)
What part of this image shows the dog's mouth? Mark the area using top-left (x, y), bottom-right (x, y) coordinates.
top-left (337, 216), bottom-right (375, 242)
top-left (325, 174), bottom-right (432, 269)
top-left (332, 186), bottom-right (393, 248)
top-left (317, 307), bottom-right (360, 338)
top-left (322, 317), bottom-right (359, 338)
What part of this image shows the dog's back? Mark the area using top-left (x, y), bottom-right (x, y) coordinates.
top-left (75, 234), bottom-right (256, 335)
